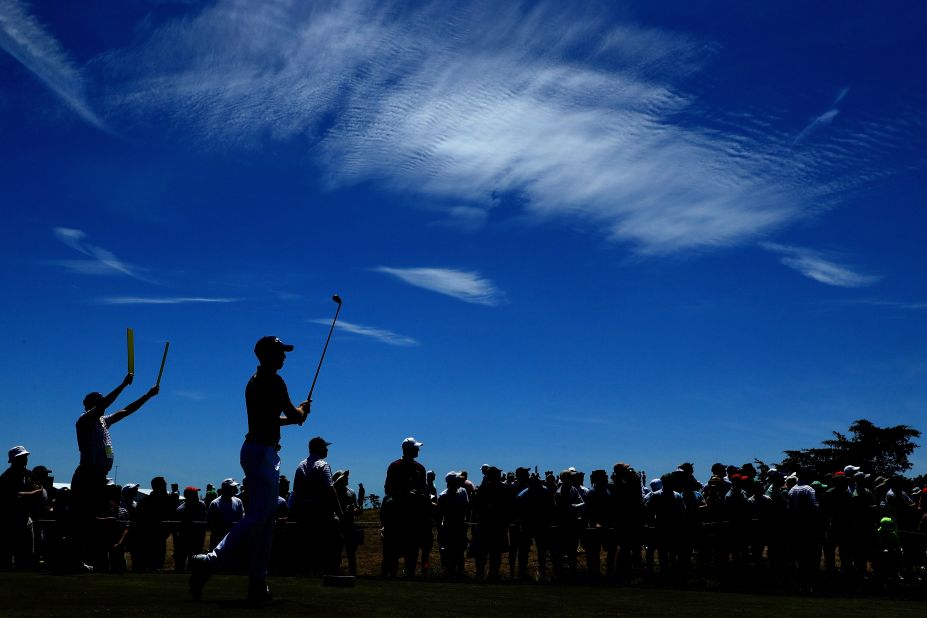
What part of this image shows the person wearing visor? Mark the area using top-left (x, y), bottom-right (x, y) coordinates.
top-left (71, 373), bottom-right (159, 570)
top-left (191, 336), bottom-right (311, 604)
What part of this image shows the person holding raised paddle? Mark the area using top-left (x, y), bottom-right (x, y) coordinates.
top-left (190, 336), bottom-right (311, 604)
top-left (71, 372), bottom-right (159, 570)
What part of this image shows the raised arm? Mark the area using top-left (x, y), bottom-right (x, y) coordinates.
top-left (97, 373), bottom-right (134, 411)
top-left (105, 385), bottom-right (159, 426)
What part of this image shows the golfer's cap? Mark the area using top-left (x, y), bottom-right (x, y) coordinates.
top-left (221, 478), bottom-right (239, 491)
top-left (332, 470), bottom-right (348, 485)
top-left (32, 465), bottom-right (52, 476)
top-left (254, 336), bottom-right (294, 358)
top-left (844, 465), bottom-right (861, 476)
top-left (184, 486), bottom-right (200, 493)
top-left (8, 445), bottom-right (29, 463)
top-left (445, 471), bottom-right (459, 482)
top-left (402, 437), bottom-right (423, 449)
top-left (309, 436), bottom-right (332, 451)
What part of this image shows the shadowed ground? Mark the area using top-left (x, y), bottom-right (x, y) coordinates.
top-left (1, 571), bottom-right (925, 617)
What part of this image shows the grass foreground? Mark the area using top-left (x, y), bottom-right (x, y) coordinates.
top-left (1, 571), bottom-right (926, 617)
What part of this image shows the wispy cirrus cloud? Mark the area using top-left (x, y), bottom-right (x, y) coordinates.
top-left (99, 296), bottom-right (241, 305)
top-left (542, 414), bottom-right (613, 426)
top-left (761, 242), bottom-right (880, 288)
top-left (311, 318), bottom-right (418, 347)
top-left (52, 227), bottom-right (150, 281)
top-left (0, 0), bottom-right (106, 129)
top-left (836, 298), bottom-right (927, 310)
top-left (91, 2), bottom-right (922, 254)
top-left (794, 88), bottom-right (849, 144)
top-left (373, 266), bottom-right (503, 306)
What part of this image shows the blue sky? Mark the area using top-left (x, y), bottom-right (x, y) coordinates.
top-left (2, 1), bottom-right (925, 492)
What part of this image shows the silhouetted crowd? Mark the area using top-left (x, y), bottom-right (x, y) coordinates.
top-left (377, 438), bottom-right (927, 593)
top-left (3, 440), bottom-right (927, 594)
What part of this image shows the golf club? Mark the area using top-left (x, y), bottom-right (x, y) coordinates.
top-left (308, 294), bottom-right (342, 401)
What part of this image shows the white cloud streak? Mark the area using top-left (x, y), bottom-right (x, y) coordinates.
top-left (794, 88), bottom-right (849, 144)
top-left (761, 242), bottom-right (880, 288)
top-left (99, 296), bottom-right (241, 305)
top-left (542, 414), bottom-right (613, 426)
top-left (91, 3), bottom-right (919, 254)
top-left (838, 298), bottom-right (927, 310)
top-left (373, 266), bottom-right (503, 306)
top-left (0, 0), bottom-right (106, 129)
top-left (52, 227), bottom-right (150, 281)
top-left (311, 318), bottom-right (418, 347)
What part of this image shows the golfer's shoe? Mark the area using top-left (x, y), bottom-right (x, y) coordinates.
top-left (189, 554), bottom-right (211, 601)
top-left (247, 580), bottom-right (272, 606)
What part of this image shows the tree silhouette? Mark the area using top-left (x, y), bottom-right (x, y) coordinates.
top-left (365, 493), bottom-right (382, 510)
top-left (781, 419), bottom-right (920, 477)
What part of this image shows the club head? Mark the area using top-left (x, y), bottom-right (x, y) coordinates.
top-left (332, 294), bottom-right (342, 305)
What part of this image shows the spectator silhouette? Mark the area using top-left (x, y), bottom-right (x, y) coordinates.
top-left (426, 470), bottom-right (437, 503)
top-left (646, 473), bottom-right (685, 577)
top-left (584, 469), bottom-right (617, 578)
top-left (610, 463), bottom-right (644, 580)
top-left (203, 484), bottom-right (217, 508)
top-left (71, 373), bottom-right (158, 570)
top-left (27, 464), bottom-right (55, 566)
top-left (436, 471), bottom-right (469, 577)
top-left (290, 436), bottom-right (343, 574)
top-left (506, 467), bottom-right (530, 580)
top-left (333, 470), bottom-right (360, 576)
top-left (515, 472), bottom-right (554, 581)
top-left (471, 465), bottom-right (510, 580)
top-left (94, 483), bottom-right (130, 573)
top-left (206, 479), bottom-right (244, 550)
top-left (0, 446), bottom-right (42, 568)
top-left (175, 486), bottom-right (207, 572)
top-left (382, 437), bottom-right (429, 577)
top-left (132, 476), bottom-right (176, 571)
top-left (554, 469), bottom-right (585, 579)
top-left (788, 470), bottom-right (822, 593)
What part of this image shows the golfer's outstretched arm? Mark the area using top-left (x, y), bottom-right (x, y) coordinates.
top-left (106, 386), bottom-right (159, 425)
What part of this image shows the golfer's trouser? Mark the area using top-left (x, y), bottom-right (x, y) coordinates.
top-left (209, 442), bottom-right (280, 579)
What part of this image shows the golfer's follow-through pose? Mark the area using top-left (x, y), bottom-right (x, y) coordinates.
top-left (191, 336), bottom-right (311, 603)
